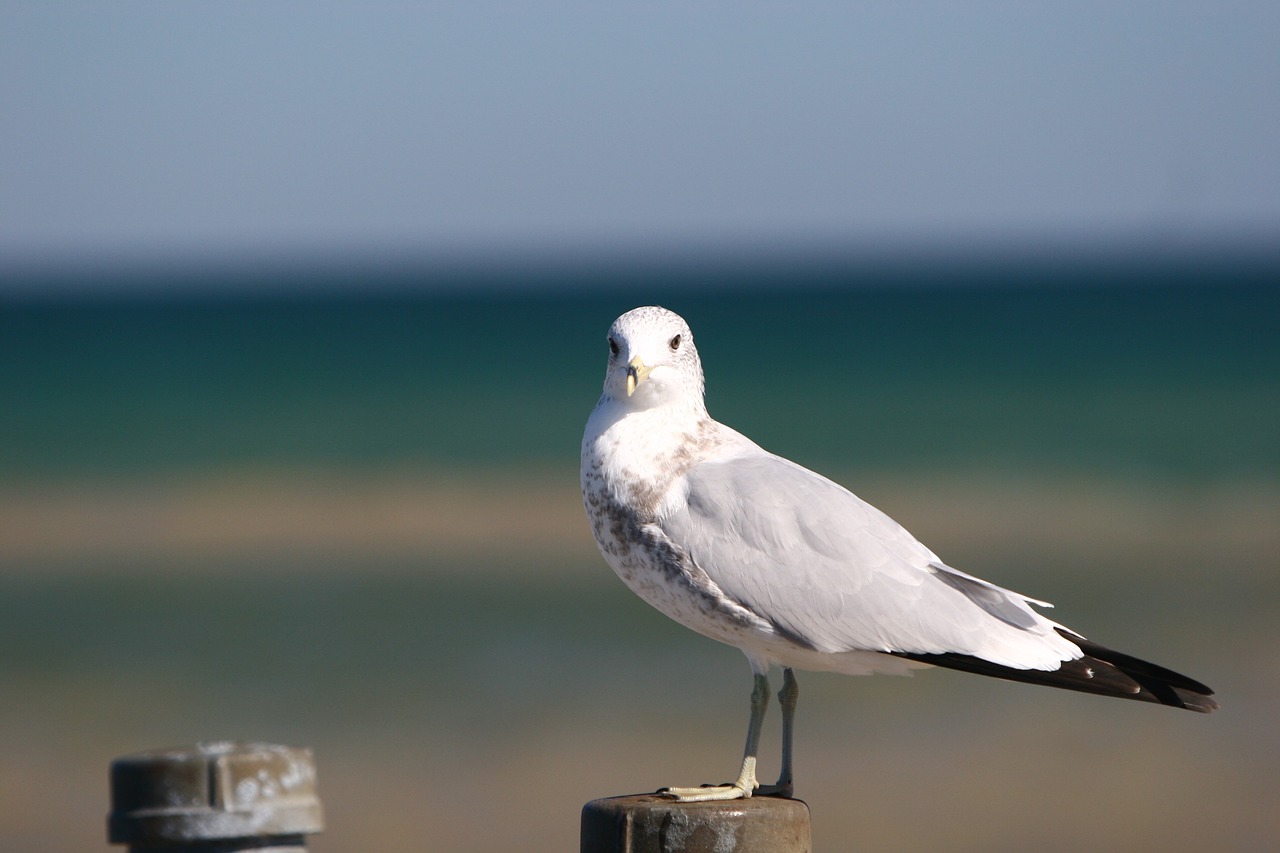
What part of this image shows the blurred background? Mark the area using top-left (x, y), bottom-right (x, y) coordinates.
top-left (2, 4), bottom-right (1278, 852)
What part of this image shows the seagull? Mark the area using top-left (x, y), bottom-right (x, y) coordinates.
top-left (580, 305), bottom-right (1217, 803)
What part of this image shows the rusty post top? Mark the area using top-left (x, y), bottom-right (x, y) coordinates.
top-left (108, 741), bottom-right (324, 849)
top-left (582, 793), bottom-right (812, 853)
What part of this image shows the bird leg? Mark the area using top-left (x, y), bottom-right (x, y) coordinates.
top-left (661, 672), bottom-right (770, 802)
top-left (767, 667), bottom-right (798, 797)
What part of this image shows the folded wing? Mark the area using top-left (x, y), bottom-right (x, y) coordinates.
top-left (661, 450), bottom-right (1081, 670)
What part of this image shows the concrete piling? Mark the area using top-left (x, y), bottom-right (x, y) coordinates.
top-left (108, 742), bottom-right (324, 852)
top-left (582, 793), bottom-right (811, 853)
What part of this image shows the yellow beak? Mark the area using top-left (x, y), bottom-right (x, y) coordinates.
top-left (625, 356), bottom-right (652, 397)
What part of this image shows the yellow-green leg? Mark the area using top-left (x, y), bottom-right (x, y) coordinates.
top-left (770, 667), bottom-right (798, 797)
top-left (662, 672), bottom-right (771, 802)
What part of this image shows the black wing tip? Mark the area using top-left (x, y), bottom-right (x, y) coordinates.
top-left (1056, 629), bottom-right (1219, 712)
top-left (893, 633), bottom-right (1219, 713)
top-left (1171, 689), bottom-right (1220, 714)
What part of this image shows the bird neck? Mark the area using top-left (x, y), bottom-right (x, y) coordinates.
top-left (584, 395), bottom-right (711, 499)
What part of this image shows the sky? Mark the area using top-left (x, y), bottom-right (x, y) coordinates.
top-left (2, 2), bottom-right (1278, 283)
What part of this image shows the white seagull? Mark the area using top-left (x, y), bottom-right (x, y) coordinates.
top-left (580, 305), bottom-right (1217, 803)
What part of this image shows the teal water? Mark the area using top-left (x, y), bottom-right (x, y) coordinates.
top-left (2, 259), bottom-right (1277, 482)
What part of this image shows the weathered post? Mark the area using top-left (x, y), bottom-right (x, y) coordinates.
top-left (582, 793), bottom-right (811, 853)
top-left (108, 742), bottom-right (324, 852)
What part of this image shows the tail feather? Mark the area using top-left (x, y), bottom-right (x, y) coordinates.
top-left (893, 628), bottom-right (1218, 713)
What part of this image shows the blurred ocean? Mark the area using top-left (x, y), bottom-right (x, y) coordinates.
top-left (4, 259), bottom-right (1278, 481)
top-left (1, 258), bottom-right (1278, 851)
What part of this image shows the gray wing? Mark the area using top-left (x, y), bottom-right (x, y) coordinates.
top-left (660, 451), bottom-right (1080, 670)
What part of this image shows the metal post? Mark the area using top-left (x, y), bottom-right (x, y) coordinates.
top-left (582, 793), bottom-right (811, 853)
top-left (108, 742), bottom-right (324, 852)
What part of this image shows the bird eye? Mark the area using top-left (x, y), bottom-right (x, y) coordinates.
top-left (608, 337), bottom-right (619, 356)
top-left (669, 334), bottom-right (681, 351)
